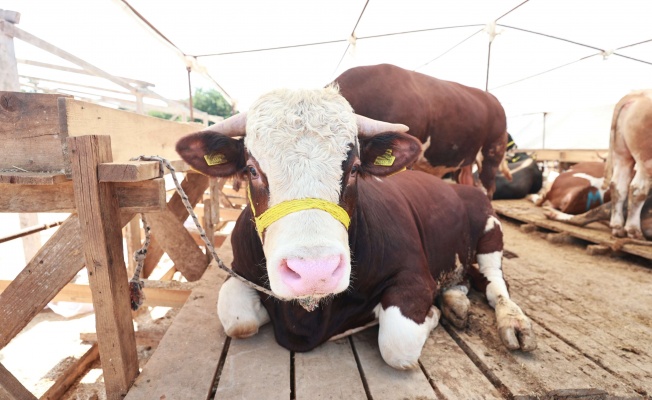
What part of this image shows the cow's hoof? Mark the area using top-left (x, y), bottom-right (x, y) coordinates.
top-left (217, 278), bottom-right (270, 339)
top-left (495, 296), bottom-right (537, 352)
top-left (612, 226), bottom-right (627, 238)
top-left (625, 226), bottom-right (645, 240)
top-left (441, 288), bottom-right (470, 329)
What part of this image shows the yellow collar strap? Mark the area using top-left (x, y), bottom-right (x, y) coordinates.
top-left (247, 186), bottom-right (350, 234)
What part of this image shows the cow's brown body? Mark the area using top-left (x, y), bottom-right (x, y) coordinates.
top-left (334, 63), bottom-right (508, 198)
top-left (230, 170), bottom-right (500, 351)
top-left (540, 162), bottom-right (610, 214)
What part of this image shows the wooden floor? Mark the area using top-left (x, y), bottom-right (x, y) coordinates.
top-left (125, 200), bottom-right (652, 400)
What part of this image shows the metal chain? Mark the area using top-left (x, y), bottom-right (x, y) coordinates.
top-left (128, 213), bottom-right (151, 310)
top-left (130, 155), bottom-right (281, 301)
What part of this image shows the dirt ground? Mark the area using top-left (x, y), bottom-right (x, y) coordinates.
top-left (2, 212), bottom-right (651, 398)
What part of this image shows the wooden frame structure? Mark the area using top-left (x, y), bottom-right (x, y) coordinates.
top-left (0, 91), bottom-right (225, 399)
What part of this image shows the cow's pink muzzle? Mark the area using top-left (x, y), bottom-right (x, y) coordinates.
top-left (278, 255), bottom-right (346, 297)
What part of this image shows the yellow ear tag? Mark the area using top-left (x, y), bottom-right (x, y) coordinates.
top-left (374, 149), bottom-right (396, 166)
top-left (204, 153), bottom-right (227, 166)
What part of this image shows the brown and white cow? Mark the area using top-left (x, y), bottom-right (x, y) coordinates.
top-left (176, 87), bottom-right (535, 370)
top-left (537, 162), bottom-right (611, 214)
top-left (603, 90), bottom-right (652, 239)
top-left (333, 63), bottom-right (508, 198)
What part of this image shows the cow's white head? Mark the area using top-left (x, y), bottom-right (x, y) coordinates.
top-left (177, 86), bottom-right (420, 302)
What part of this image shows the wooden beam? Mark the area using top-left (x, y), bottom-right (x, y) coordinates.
top-left (143, 172), bottom-right (208, 278)
top-left (0, 178), bottom-right (166, 213)
top-left (0, 220), bottom-right (64, 245)
top-left (0, 215), bottom-right (84, 349)
top-left (40, 344), bottom-right (99, 400)
top-left (519, 149), bottom-right (608, 163)
top-left (99, 161), bottom-right (162, 182)
top-left (0, 362), bottom-right (36, 400)
top-left (0, 172), bottom-right (68, 185)
top-left (68, 135), bottom-right (138, 400)
top-left (144, 209), bottom-right (208, 282)
top-left (0, 92), bottom-right (70, 173)
top-left (81, 331), bottom-right (165, 348)
top-left (0, 280), bottom-right (191, 308)
top-left (0, 212), bottom-right (137, 349)
top-left (59, 97), bottom-right (202, 175)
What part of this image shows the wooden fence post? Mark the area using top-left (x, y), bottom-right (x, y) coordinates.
top-left (68, 135), bottom-right (138, 399)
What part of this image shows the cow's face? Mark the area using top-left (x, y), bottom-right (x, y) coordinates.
top-left (177, 87), bottom-right (420, 302)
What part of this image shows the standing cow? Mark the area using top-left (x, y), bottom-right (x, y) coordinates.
top-left (176, 86), bottom-right (535, 370)
top-left (604, 90), bottom-right (652, 239)
top-left (333, 63), bottom-right (508, 198)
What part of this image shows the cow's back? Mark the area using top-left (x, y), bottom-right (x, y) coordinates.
top-left (354, 171), bottom-right (479, 286)
top-left (335, 64), bottom-right (506, 168)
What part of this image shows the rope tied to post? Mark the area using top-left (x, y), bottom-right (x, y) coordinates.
top-left (126, 155), bottom-right (282, 311)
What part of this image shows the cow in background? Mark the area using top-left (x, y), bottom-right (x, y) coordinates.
top-left (176, 86), bottom-right (536, 370)
top-left (334, 64), bottom-right (508, 198)
top-left (492, 134), bottom-right (543, 200)
top-left (603, 90), bottom-right (652, 239)
top-left (537, 162), bottom-right (610, 214)
top-left (545, 193), bottom-right (652, 241)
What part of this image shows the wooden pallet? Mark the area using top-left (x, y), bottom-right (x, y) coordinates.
top-left (125, 222), bottom-right (652, 399)
top-left (492, 199), bottom-right (652, 261)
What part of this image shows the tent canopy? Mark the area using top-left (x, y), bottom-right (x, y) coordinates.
top-left (4, 0), bottom-right (652, 147)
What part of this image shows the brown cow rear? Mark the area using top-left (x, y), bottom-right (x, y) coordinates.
top-left (538, 162), bottom-right (610, 214)
top-left (603, 90), bottom-right (652, 239)
top-left (334, 64), bottom-right (508, 198)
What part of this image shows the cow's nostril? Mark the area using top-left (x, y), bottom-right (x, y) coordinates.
top-left (280, 259), bottom-right (301, 280)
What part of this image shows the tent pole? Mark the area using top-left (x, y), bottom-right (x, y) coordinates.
top-left (187, 66), bottom-right (194, 122)
top-left (485, 41), bottom-right (492, 92)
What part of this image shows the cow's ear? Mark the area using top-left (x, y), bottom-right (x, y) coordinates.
top-left (359, 132), bottom-right (421, 176)
top-left (176, 131), bottom-right (246, 177)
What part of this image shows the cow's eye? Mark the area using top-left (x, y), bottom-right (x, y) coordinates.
top-left (351, 164), bottom-right (360, 176)
top-left (248, 166), bottom-right (258, 178)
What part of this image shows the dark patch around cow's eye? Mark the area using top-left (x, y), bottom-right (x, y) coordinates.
top-left (248, 165), bottom-right (258, 178)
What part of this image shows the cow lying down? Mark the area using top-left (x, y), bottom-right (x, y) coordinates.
top-left (176, 87), bottom-right (536, 370)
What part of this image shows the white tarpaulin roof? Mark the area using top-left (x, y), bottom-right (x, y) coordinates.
top-left (4, 0), bottom-right (652, 147)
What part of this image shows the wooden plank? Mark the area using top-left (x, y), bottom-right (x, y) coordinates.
top-left (81, 332), bottom-right (164, 348)
top-left (518, 149), bottom-right (608, 163)
top-left (124, 216), bottom-right (141, 277)
top-left (492, 199), bottom-right (652, 260)
top-left (0, 215), bottom-right (84, 348)
top-left (98, 161), bottom-right (161, 182)
top-left (216, 325), bottom-right (291, 400)
top-left (68, 135), bottom-right (138, 400)
top-left (144, 209), bottom-right (208, 282)
top-left (352, 328), bottom-right (438, 400)
top-left (125, 248), bottom-right (232, 399)
top-left (0, 172), bottom-right (68, 185)
top-left (448, 293), bottom-right (641, 398)
top-left (98, 160), bottom-right (189, 182)
top-left (60, 98), bottom-right (202, 176)
top-left (294, 338), bottom-right (367, 400)
top-left (0, 212), bottom-right (136, 349)
top-left (0, 362), bottom-right (37, 400)
top-left (143, 172), bottom-right (209, 278)
top-left (420, 325), bottom-right (503, 399)
top-left (0, 178), bottom-right (166, 213)
top-left (40, 344), bottom-right (99, 400)
top-left (0, 92), bottom-right (70, 173)
top-left (0, 280), bottom-right (191, 308)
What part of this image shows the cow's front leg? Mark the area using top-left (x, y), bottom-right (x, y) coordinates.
top-left (475, 216), bottom-right (537, 351)
top-left (610, 157), bottom-right (634, 237)
top-left (217, 277), bottom-right (270, 338)
top-left (625, 169), bottom-right (651, 239)
top-left (376, 289), bottom-right (439, 370)
top-left (476, 250), bottom-right (537, 351)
